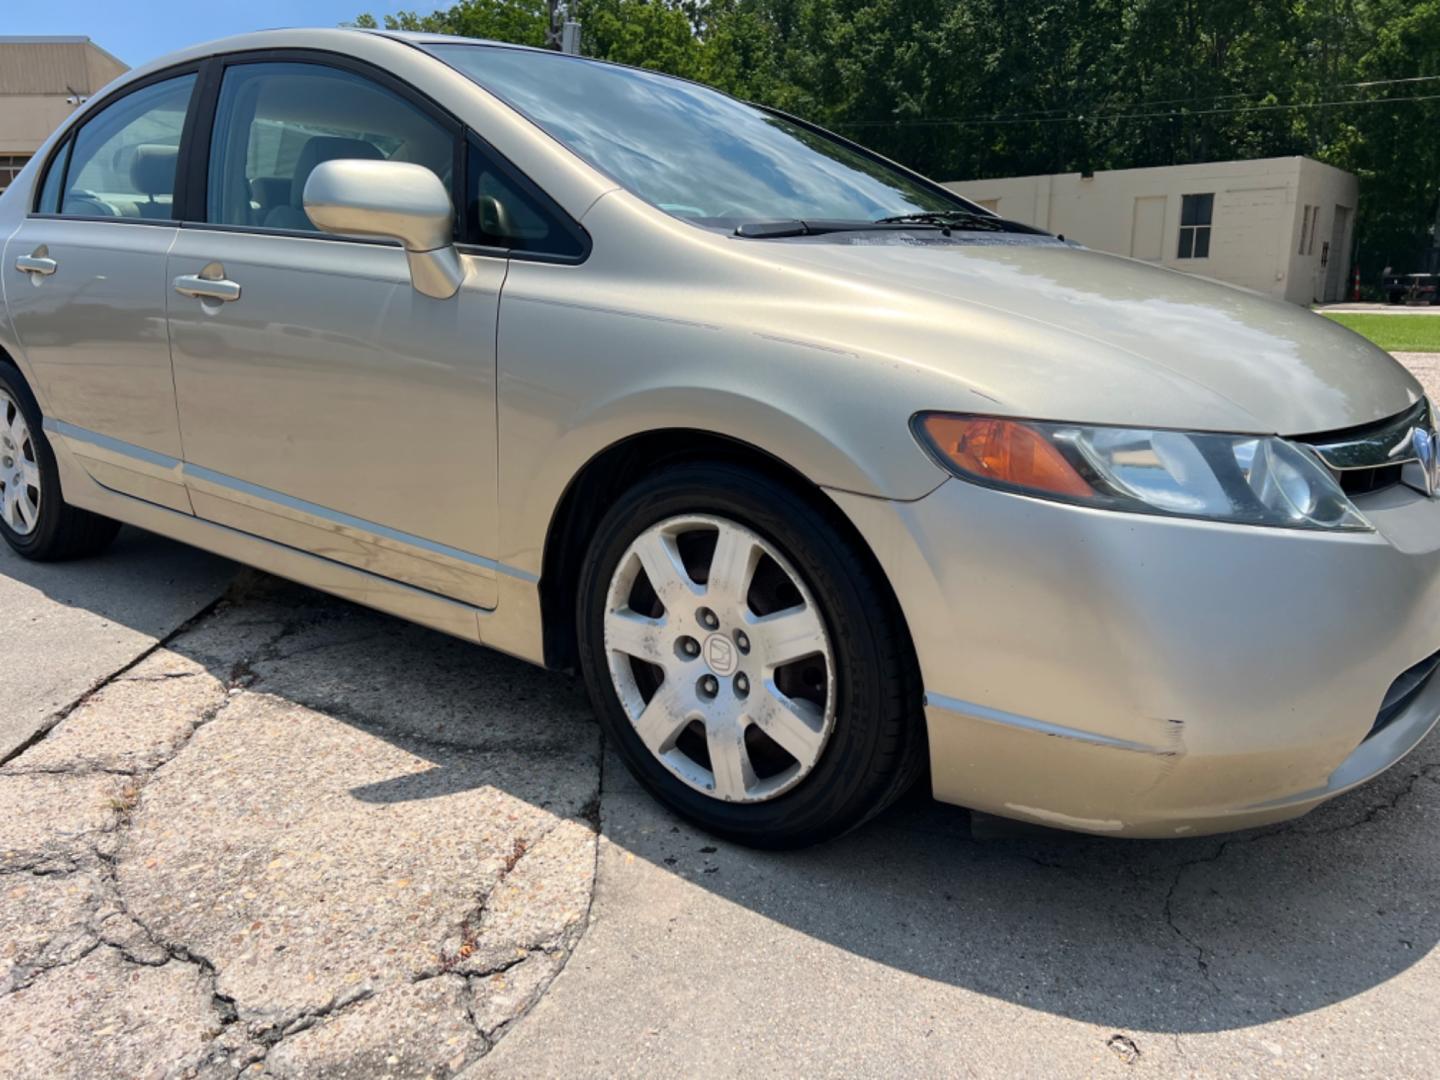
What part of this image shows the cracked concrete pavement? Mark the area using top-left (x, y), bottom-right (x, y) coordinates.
top-left (1, 574), bottom-right (600, 1079)
top-left (0, 526), bottom-right (237, 760)
top-left (3, 353), bottom-right (1440, 1077)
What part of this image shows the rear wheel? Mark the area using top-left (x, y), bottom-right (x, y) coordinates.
top-left (577, 462), bottom-right (924, 848)
top-left (0, 365), bottom-right (119, 561)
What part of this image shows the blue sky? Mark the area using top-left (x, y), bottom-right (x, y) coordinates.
top-left (5, 1), bottom-right (421, 67)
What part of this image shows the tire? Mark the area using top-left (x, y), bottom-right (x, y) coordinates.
top-left (0, 363), bottom-right (119, 561)
top-left (577, 461), bottom-right (925, 848)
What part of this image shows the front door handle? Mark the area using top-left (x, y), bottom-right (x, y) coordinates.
top-left (174, 261), bottom-right (241, 303)
top-left (15, 249), bottom-right (57, 277)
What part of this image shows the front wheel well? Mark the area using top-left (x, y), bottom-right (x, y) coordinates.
top-left (538, 428), bottom-right (910, 674)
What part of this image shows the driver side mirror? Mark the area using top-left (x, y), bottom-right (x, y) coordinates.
top-left (303, 159), bottom-right (464, 300)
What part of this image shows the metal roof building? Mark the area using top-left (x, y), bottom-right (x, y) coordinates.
top-left (945, 157), bottom-right (1359, 306)
top-left (0, 36), bottom-right (129, 192)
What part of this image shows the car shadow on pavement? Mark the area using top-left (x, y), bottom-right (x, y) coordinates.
top-left (18, 563), bottom-right (1440, 1040)
top-left (0, 526), bottom-right (235, 639)
top-left (605, 762), bottom-right (1440, 1035)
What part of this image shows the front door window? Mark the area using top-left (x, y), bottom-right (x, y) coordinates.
top-left (206, 62), bottom-right (453, 233)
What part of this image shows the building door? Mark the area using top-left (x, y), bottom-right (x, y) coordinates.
top-left (1325, 206), bottom-right (1352, 302)
top-left (1130, 196), bottom-right (1165, 261)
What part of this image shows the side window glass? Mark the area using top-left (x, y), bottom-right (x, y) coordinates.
top-left (208, 63), bottom-right (454, 232)
top-left (60, 75), bottom-right (196, 220)
top-left (467, 139), bottom-right (586, 259)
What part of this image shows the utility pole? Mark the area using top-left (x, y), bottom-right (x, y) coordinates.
top-left (546, 0), bottom-right (583, 55)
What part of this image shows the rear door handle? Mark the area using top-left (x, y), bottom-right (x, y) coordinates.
top-left (174, 261), bottom-right (241, 303)
top-left (15, 253), bottom-right (57, 277)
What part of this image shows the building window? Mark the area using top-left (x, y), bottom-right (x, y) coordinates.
top-left (0, 155), bottom-right (32, 193)
top-left (1297, 203), bottom-right (1321, 255)
top-left (1178, 193), bottom-right (1213, 259)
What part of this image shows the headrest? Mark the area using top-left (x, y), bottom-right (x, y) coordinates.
top-left (130, 144), bottom-right (179, 197)
top-left (290, 137), bottom-right (384, 206)
top-left (249, 176), bottom-right (291, 209)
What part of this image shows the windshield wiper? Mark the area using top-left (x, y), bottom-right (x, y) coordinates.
top-left (733, 212), bottom-right (1048, 239)
top-left (734, 218), bottom-right (949, 239)
top-left (871, 211), bottom-right (1046, 235)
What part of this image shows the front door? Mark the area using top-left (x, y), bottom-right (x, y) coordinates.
top-left (3, 73), bottom-right (198, 513)
top-left (166, 58), bottom-right (503, 609)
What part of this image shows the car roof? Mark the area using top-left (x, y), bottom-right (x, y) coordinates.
top-left (112, 27), bottom-right (589, 86)
top-left (368, 29), bottom-right (550, 54)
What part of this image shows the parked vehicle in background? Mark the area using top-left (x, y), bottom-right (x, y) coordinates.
top-left (4, 29), bottom-right (1440, 847)
top-left (1384, 271), bottom-right (1440, 305)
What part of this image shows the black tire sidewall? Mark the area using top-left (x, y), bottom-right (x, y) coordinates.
top-left (0, 365), bottom-right (64, 558)
top-left (577, 463), bottom-right (907, 847)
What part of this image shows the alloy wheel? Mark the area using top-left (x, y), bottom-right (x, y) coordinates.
top-left (0, 389), bottom-right (40, 537)
top-left (603, 514), bottom-right (836, 803)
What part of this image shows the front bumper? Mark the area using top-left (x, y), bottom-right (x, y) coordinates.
top-left (830, 479), bottom-right (1440, 837)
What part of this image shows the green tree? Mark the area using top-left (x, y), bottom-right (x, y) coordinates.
top-left (353, 0), bottom-right (548, 45)
top-left (351, 0), bottom-right (1440, 282)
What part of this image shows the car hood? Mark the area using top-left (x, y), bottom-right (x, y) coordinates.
top-left (746, 235), bottom-right (1421, 436)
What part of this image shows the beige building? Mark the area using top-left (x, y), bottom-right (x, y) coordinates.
top-left (945, 157), bottom-right (1358, 305)
top-left (0, 36), bottom-right (128, 193)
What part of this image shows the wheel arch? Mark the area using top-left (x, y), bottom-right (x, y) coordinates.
top-left (536, 426), bottom-right (919, 676)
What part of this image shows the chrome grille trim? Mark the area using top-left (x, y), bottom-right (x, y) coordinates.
top-left (1302, 400), bottom-right (1430, 472)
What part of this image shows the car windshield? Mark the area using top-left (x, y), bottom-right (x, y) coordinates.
top-left (426, 44), bottom-right (967, 230)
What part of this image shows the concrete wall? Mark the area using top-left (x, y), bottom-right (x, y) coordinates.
top-left (944, 157), bottom-right (1358, 305)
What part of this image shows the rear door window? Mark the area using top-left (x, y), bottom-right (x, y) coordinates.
top-left (57, 74), bottom-right (196, 220)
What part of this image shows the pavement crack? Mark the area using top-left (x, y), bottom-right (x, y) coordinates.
top-left (274, 985), bottom-right (377, 1039)
top-left (457, 974), bottom-right (496, 1055)
top-left (467, 736), bottom-right (605, 1046)
top-left (1, 936), bottom-right (104, 998)
top-left (1289, 763), bottom-right (1440, 837)
top-left (0, 592), bottom-right (232, 768)
top-left (1162, 839), bottom-right (1238, 993)
top-left (116, 671), bottom-right (206, 685)
top-left (425, 825), bottom-right (560, 978)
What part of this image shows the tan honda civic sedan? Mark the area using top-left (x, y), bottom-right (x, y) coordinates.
top-left (2, 28), bottom-right (1437, 846)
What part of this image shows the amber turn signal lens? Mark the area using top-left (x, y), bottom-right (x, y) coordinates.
top-left (918, 415), bottom-right (1094, 498)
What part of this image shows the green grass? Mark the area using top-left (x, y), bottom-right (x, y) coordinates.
top-left (1323, 313), bottom-right (1440, 353)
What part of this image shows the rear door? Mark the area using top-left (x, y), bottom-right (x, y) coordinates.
top-left (3, 71), bottom-right (199, 512)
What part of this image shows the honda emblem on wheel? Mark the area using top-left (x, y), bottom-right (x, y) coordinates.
top-left (706, 635), bottom-right (736, 675)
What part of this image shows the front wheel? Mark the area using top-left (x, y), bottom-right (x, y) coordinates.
top-left (577, 462), bottom-right (924, 848)
top-left (0, 364), bottom-right (119, 560)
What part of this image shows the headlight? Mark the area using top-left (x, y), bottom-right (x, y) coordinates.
top-left (913, 413), bottom-right (1370, 532)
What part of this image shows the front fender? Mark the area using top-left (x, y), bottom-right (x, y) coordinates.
top-left (495, 272), bottom-right (956, 576)
top-left (497, 375), bottom-right (947, 576)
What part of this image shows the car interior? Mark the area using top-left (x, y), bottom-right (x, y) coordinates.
top-left (44, 61), bottom-right (568, 254)
top-left (207, 67), bottom-right (456, 232)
